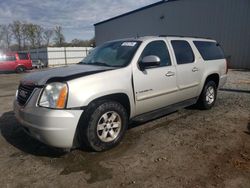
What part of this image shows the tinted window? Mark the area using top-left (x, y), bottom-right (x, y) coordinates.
top-left (140, 41), bottom-right (171, 67)
top-left (171, 40), bottom-right (194, 65)
top-left (18, 53), bottom-right (29, 60)
top-left (193, 41), bottom-right (225, 60)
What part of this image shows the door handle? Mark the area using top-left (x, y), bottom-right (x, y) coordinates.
top-left (192, 67), bottom-right (199, 72)
top-left (165, 71), bottom-right (175, 77)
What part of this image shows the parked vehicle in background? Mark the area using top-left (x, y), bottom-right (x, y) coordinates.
top-left (0, 52), bottom-right (32, 73)
top-left (14, 36), bottom-right (227, 151)
top-left (32, 59), bottom-right (46, 69)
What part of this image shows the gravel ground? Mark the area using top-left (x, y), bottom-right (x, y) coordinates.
top-left (0, 69), bottom-right (249, 188)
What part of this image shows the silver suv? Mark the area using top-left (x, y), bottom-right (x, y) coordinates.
top-left (14, 36), bottom-right (228, 151)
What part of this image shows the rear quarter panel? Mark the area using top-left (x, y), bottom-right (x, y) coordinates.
top-left (16, 53), bottom-right (32, 70)
top-left (198, 58), bottom-right (227, 95)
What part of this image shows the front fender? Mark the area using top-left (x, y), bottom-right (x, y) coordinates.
top-left (66, 67), bottom-right (135, 117)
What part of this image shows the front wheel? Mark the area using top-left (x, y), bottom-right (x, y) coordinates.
top-left (197, 81), bottom-right (217, 110)
top-left (79, 100), bottom-right (128, 151)
top-left (15, 66), bottom-right (26, 73)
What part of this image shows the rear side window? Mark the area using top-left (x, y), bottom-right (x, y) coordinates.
top-left (140, 40), bottom-right (171, 67)
top-left (0, 55), bottom-right (16, 61)
top-left (171, 40), bottom-right (194, 65)
top-left (18, 53), bottom-right (29, 60)
top-left (193, 41), bottom-right (225, 60)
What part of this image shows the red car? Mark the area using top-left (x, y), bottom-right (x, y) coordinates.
top-left (0, 52), bottom-right (32, 73)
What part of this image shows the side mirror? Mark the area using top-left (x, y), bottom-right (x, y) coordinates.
top-left (139, 55), bottom-right (161, 70)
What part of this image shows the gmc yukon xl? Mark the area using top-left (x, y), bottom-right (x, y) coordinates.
top-left (14, 36), bottom-right (227, 151)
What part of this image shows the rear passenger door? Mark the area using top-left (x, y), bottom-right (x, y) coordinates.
top-left (170, 40), bottom-right (202, 101)
top-left (133, 40), bottom-right (179, 115)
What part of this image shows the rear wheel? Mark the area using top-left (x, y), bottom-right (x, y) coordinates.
top-left (78, 100), bottom-right (128, 151)
top-left (15, 66), bottom-right (26, 73)
top-left (197, 80), bottom-right (217, 110)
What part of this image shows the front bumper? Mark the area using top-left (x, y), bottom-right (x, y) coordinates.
top-left (13, 98), bottom-right (83, 148)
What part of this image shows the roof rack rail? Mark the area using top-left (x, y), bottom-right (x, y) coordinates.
top-left (159, 35), bottom-right (212, 40)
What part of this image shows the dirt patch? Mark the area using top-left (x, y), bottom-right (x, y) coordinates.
top-left (0, 70), bottom-right (249, 187)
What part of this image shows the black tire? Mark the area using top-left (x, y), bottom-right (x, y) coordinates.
top-left (16, 66), bottom-right (26, 73)
top-left (78, 100), bottom-right (128, 152)
top-left (197, 80), bottom-right (217, 110)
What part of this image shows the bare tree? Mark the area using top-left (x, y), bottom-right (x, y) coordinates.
top-left (0, 25), bottom-right (4, 48)
top-left (70, 37), bottom-right (95, 47)
top-left (10, 21), bottom-right (23, 50)
top-left (2, 21), bottom-right (93, 50)
top-left (35, 25), bottom-right (43, 47)
top-left (4, 25), bottom-right (12, 49)
top-left (0, 24), bottom-right (12, 50)
top-left (71, 38), bottom-right (82, 46)
top-left (22, 23), bottom-right (33, 49)
top-left (53, 26), bottom-right (65, 46)
top-left (24, 23), bottom-right (37, 48)
top-left (43, 29), bottom-right (53, 46)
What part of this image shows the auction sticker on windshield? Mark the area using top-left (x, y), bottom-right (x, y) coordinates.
top-left (121, 42), bottom-right (137, 47)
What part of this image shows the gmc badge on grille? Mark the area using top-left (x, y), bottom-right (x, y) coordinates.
top-left (19, 89), bottom-right (28, 98)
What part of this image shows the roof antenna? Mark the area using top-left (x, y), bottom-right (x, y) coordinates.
top-left (136, 33), bottom-right (139, 38)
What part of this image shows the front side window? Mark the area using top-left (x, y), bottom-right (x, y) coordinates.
top-left (140, 40), bottom-right (171, 67)
top-left (171, 40), bottom-right (195, 65)
top-left (193, 41), bottom-right (225, 60)
top-left (79, 41), bottom-right (141, 67)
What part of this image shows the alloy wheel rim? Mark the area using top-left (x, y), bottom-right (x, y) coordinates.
top-left (96, 111), bottom-right (122, 142)
top-left (206, 86), bottom-right (215, 105)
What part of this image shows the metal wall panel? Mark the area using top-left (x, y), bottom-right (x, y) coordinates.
top-left (95, 0), bottom-right (250, 69)
top-left (28, 47), bottom-right (92, 67)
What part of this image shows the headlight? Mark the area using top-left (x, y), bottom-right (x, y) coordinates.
top-left (39, 82), bottom-right (68, 109)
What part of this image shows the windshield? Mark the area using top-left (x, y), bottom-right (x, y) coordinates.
top-left (79, 41), bottom-right (141, 67)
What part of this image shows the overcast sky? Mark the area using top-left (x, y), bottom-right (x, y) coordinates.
top-left (0, 0), bottom-right (158, 41)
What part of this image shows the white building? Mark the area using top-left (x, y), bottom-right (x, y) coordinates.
top-left (28, 47), bottom-right (92, 67)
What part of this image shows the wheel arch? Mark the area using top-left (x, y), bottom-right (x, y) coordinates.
top-left (15, 64), bottom-right (26, 73)
top-left (88, 93), bottom-right (131, 118)
top-left (75, 93), bottom-right (131, 150)
top-left (204, 73), bottom-right (220, 88)
top-left (198, 72), bottom-right (220, 97)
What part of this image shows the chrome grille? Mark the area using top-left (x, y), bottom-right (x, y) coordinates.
top-left (17, 84), bottom-right (36, 106)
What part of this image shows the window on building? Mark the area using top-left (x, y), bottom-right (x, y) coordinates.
top-left (140, 40), bottom-right (171, 67)
top-left (193, 41), bottom-right (225, 60)
top-left (171, 40), bottom-right (195, 65)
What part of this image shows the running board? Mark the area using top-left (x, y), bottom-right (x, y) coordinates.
top-left (132, 97), bottom-right (198, 122)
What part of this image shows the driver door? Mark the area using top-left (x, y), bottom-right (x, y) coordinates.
top-left (132, 40), bottom-right (179, 116)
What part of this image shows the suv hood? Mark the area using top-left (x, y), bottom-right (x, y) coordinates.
top-left (20, 64), bottom-right (114, 86)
